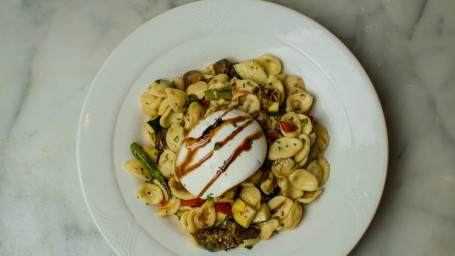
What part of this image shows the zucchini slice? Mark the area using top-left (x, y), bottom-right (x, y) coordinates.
top-left (146, 116), bottom-right (161, 133)
top-left (234, 60), bottom-right (267, 86)
top-left (232, 198), bottom-right (257, 228)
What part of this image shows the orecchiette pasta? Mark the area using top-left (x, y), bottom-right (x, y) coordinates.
top-left (124, 55), bottom-right (331, 252)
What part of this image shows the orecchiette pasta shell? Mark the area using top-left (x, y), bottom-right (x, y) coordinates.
top-left (194, 201), bottom-right (216, 228)
top-left (158, 149), bottom-right (176, 179)
top-left (280, 112), bottom-right (302, 138)
top-left (186, 81), bottom-right (208, 99)
top-left (259, 219), bottom-right (280, 240)
top-left (180, 210), bottom-right (190, 230)
top-left (269, 196), bottom-right (294, 220)
top-left (297, 114), bottom-right (313, 135)
top-left (298, 189), bottom-right (323, 204)
top-left (166, 123), bottom-right (185, 152)
top-left (123, 158), bottom-right (152, 180)
top-left (280, 200), bottom-right (302, 229)
top-left (140, 92), bottom-right (161, 116)
top-left (153, 179), bottom-right (169, 202)
top-left (170, 77), bottom-right (185, 91)
top-left (158, 98), bottom-right (171, 116)
top-left (271, 158), bottom-right (296, 178)
top-left (208, 74), bottom-right (230, 90)
top-left (202, 64), bottom-right (215, 76)
top-left (283, 76), bottom-right (305, 95)
top-left (165, 88), bottom-right (188, 113)
top-left (258, 55), bottom-right (282, 76)
top-left (276, 73), bottom-right (286, 81)
top-left (313, 124), bottom-right (330, 157)
top-left (145, 130), bottom-right (156, 147)
top-left (268, 137), bottom-right (303, 160)
top-left (147, 80), bottom-right (171, 97)
top-left (186, 208), bottom-right (200, 233)
top-left (142, 146), bottom-right (159, 164)
top-left (233, 79), bottom-right (260, 94)
top-left (136, 183), bottom-right (163, 205)
top-left (260, 171), bottom-right (275, 195)
top-left (294, 134), bottom-right (311, 164)
top-left (288, 169), bottom-right (318, 191)
top-left (157, 196), bottom-right (180, 216)
top-left (239, 186), bottom-right (262, 210)
top-left (184, 102), bottom-right (205, 131)
top-left (286, 91), bottom-right (314, 114)
top-left (160, 111), bottom-right (184, 129)
top-left (242, 94), bottom-right (260, 114)
top-left (306, 158), bottom-right (330, 187)
top-left (169, 177), bottom-right (196, 200)
top-left (308, 132), bottom-right (316, 146)
top-left (247, 169), bottom-right (267, 184)
top-left (266, 75), bottom-right (285, 104)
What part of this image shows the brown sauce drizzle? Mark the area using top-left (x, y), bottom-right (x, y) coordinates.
top-left (196, 129), bottom-right (264, 198)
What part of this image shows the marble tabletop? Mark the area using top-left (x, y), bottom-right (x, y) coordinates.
top-left (0, 0), bottom-right (454, 255)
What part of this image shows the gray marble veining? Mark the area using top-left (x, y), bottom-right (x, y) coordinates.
top-left (0, 0), bottom-right (454, 255)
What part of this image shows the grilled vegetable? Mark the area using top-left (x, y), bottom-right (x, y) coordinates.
top-left (204, 90), bottom-right (233, 101)
top-left (146, 116), bottom-right (161, 133)
top-left (130, 142), bottom-right (171, 195)
top-left (252, 203), bottom-right (271, 224)
top-left (232, 198), bottom-right (257, 228)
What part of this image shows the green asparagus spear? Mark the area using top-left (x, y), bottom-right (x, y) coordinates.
top-left (130, 142), bottom-right (172, 196)
top-left (204, 90), bottom-right (233, 101)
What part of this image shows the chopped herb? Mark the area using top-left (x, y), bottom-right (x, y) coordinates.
top-left (154, 152), bottom-right (157, 155)
top-left (286, 145), bottom-right (288, 148)
top-left (293, 143), bottom-right (296, 146)
top-left (294, 106), bottom-right (301, 111)
top-left (300, 94), bottom-right (304, 96)
top-left (281, 210), bottom-right (284, 216)
top-left (268, 82), bottom-right (273, 86)
top-left (248, 140), bottom-right (253, 145)
top-left (238, 153), bottom-right (241, 157)
top-left (145, 202), bottom-right (149, 205)
top-left (257, 160), bottom-right (261, 165)
top-left (280, 223), bottom-right (285, 227)
top-left (206, 193), bottom-right (214, 201)
top-left (249, 65), bottom-right (253, 69)
top-left (302, 118), bottom-right (309, 125)
top-left (140, 168), bottom-right (144, 174)
top-left (145, 102), bottom-right (149, 105)
top-left (273, 216), bottom-right (280, 220)
top-left (266, 59), bottom-right (271, 62)
top-left (277, 141), bottom-right (281, 144)
top-left (176, 118), bottom-right (182, 121)
top-left (290, 116), bottom-right (294, 121)
top-left (155, 79), bottom-right (161, 84)
top-left (201, 243), bottom-right (214, 250)
top-left (214, 144), bottom-right (221, 150)
top-left (247, 81), bottom-right (253, 87)
top-left (278, 146), bottom-right (281, 151)
top-left (233, 123), bottom-right (238, 128)
top-left (267, 187), bottom-right (274, 193)
top-left (245, 245), bottom-right (253, 250)
top-left (274, 230), bottom-right (280, 235)
top-left (137, 196), bottom-right (139, 199)
top-left (174, 136), bottom-right (179, 143)
top-left (165, 153), bottom-right (169, 159)
top-left (243, 83), bottom-right (246, 88)
top-left (222, 86), bottom-right (228, 90)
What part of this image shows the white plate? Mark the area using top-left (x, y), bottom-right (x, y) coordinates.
top-left (77, 0), bottom-right (388, 255)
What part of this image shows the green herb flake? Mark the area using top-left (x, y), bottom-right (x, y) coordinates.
top-left (165, 153), bottom-right (169, 159)
top-left (245, 245), bottom-right (253, 250)
top-left (293, 143), bottom-right (296, 146)
top-left (267, 187), bottom-right (274, 193)
top-left (257, 160), bottom-right (261, 165)
top-left (273, 216), bottom-right (280, 220)
top-left (302, 118), bottom-right (309, 125)
top-left (145, 202), bottom-right (149, 205)
top-left (176, 118), bottom-right (182, 121)
top-left (290, 116), bottom-right (294, 121)
top-left (233, 123), bottom-right (238, 128)
top-left (281, 210), bottom-right (284, 216)
top-left (249, 140), bottom-right (253, 145)
top-left (174, 136), bottom-right (179, 143)
top-left (140, 168), bottom-right (144, 174)
top-left (201, 243), bottom-right (214, 250)
top-left (268, 82), bottom-right (273, 86)
top-left (266, 59), bottom-right (271, 63)
top-left (206, 193), bottom-right (214, 201)
top-left (280, 223), bottom-right (285, 227)
top-left (278, 146), bottom-right (281, 151)
top-left (214, 144), bottom-right (221, 150)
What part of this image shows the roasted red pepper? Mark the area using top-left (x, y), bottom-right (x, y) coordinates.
top-left (266, 131), bottom-right (280, 141)
top-left (280, 121), bottom-right (298, 132)
top-left (215, 203), bottom-right (232, 214)
top-left (199, 99), bottom-right (210, 106)
top-left (307, 114), bottom-right (314, 122)
top-left (180, 198), bottom-right (207, 207)
top-left (160, 198), bottom-right (167, 207)
top-left (270, 179), bottom-right (277, 188)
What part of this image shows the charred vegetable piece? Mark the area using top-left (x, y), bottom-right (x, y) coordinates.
top-left (280, 121), bottom-right (298, 132)
top-left (204, 90), bottom-right (233, 101)
top-left (266, 131), bottom-right (280, 141)
top-left (215, 203), bottom-right (232, 215)
top-left (308, 145), bottom-right (320, 161)
top-left (214, 211), bottom-right (229, 227)
top-left (252, 203), bottom-right (271, 224)
top-left (193, 219), bottom-right (260, 251)
top-left (188, 94), bottom-right (200, 104)
top-left (232, 199), bottom-right (256, 228)
top-left (146, 116), bottom-right (161, 133)
top-left (154, 127), bottom-right (168, 151)
top-left (130, 142), bottom-right (171, 195)
top-left (213, 58), bottom-right (233, 75)
top-left (183, 70), bottom-right (205, 86)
